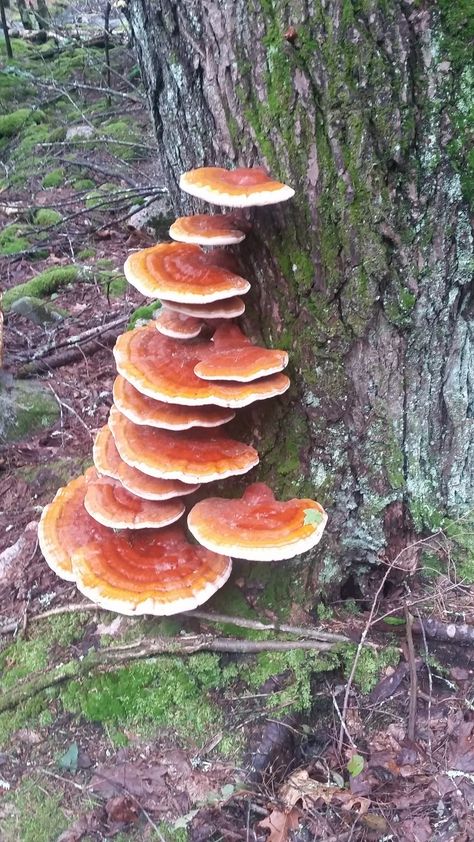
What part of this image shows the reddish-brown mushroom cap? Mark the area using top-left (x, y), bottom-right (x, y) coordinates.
top-left (112, 376), bottom-right (236, 429)
top-left (71, 524), bottom-right (232, 616)
top-left (38, 473), bottom-right (109, 582)
top-left (124, 242), bottom-right (250, 303)
top-left (155, 308), bottom-right (204, 339)
top-left (180, 167), bottom-right (295, 207)
top-left (114, 325), bottom-right (290, 408)
top-left (160, 296), bottom-right (245, 320)
top-left (188, 483), bottom-right (328, 561)
top-left (109, 405), bottom-right (259, 484)
top-left (84, 471), bottom-right (185, 529)
top-left (169, 214), bottom-right (249, 246)
top-left (93, 425), bottom-right (199, 500)
top-left (194, 324), bottom-right (289, 382)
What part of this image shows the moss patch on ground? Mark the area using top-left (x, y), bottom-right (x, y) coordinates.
top-left (34, 208), bottom-right (63, 227)
top-left (1, 779), bottom-right (69, 842)
top-left (2, 266), bottom-right (81, 311)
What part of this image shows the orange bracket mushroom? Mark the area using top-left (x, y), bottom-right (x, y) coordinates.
top-left (179, 166), bottom-right (295, 207)
top-left (194, 324), bottom-right (289, 382)
top-left (124, 242), bottom-right (250, 303)
top-left (187, 483), bottom-right (328, 561)
top-left (71, 524), bottom-right (232, 616)
top-left (169, 213), bottom-right (250, 245)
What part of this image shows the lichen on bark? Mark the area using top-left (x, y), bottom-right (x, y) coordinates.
top-left (126, 0), bottom-right (473, 583)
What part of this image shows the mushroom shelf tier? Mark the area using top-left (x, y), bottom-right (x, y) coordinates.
top-left (38, 165), bottom-right (327, 616)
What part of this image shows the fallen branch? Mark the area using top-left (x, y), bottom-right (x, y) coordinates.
top-left (0, 634), bottom-right (335, 713)
top-left (16, 326), bottom-right (122, 377)
top-left (26, 313), bottom-right (129, 361)
top-left (404, 607), bottom-right (417, 741)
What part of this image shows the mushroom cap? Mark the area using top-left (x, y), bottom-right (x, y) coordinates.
top-left (187, 483), bottom-right (328, 561)
top-left (114, 324), bottom-right (290, 408)
top-left (194, 324), bottom-right (289, 382)
top-left (38, 473), bottom-right (109, 582)
top-left (84, 470), bottom-right (185, 529)
top-left (124, 242), bottom-right (250, 303)
top-left (160, 296), bottom-right (245, 320)
top-left (155, 309), bottom-right (204, 339)
top-left (71, 525), bottom-right (232, 616)
top-left (93, 425), bottom-right (200, 500)
top-left (109, 404), bottom-right (259, 484)
top-left (169, 214), bottom-right (249, 246)
top-left (180, 167), bottom-right (295, 207)
top-left (113, 375), bottom-right (236, 429)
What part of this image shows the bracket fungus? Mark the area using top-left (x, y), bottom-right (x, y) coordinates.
top-left (188, 483), bottom-right (327, 561)
top-left (124, 242), bottom-right (250, 303)
top-left (72, 525), bottom-right (232, 615)
top-left (38, 164), bottom-right (327, 617)
top-left (169, 213), bottom-right (249, 245)
top-left (154, 308), bottom-right (204, 339)
top-left (112, 375), bottom-right (236, 429)
top-left (108, 405), bottom-right (259, 484)
top-left (93, 425), bottom-right (199, 500)
top-left (180, 166), bottom-right (295, 207)
top-left (113, 325), bottom-right (290, 408)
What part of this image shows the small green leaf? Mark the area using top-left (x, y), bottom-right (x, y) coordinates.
top-left (173, 810), bottom-right (199, 829)
top-left (304, 508), bottom-right (323, 526)
top-left (220, 784), bottom-right (235, 800)
top-left (347, 754), bottom-right (365, 778)
top-left (58, 741), bottom-right (79, 774)
top-left (384, 616), bottom-right (406, 626)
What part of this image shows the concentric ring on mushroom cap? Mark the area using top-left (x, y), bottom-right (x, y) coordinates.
top-left (109, 405), bottom-right (259, 484)
top-left (124, 242), bottom-right (250, 303)
top-left (113, 376), bottom-right (236, 429)
top-left (161, 296), bottom-right (245, 320)
top-left (93, 425), bottom-right (200, 500)
top-left (155, 309), bottom-right (204, 339)
top-left (194, 324), bottom-right (289, 382)
top-left (169, 214), bottom-right (249, 245)
top-left (71, 525), bottom-right (232, 616)
top-left (180, 166), bottom-right (295, 207)
top-left (187, 482), bottom-right (328, 561)
top-left (113, 324), bottom-right (290, 408)
top-left (38, 473), bottom-right (109, 582)
top-left (84, 471), bottom-right (185, 529)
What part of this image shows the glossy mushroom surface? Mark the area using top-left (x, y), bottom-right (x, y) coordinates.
top-left (169, 214), bottom-right (249, 245)
top-left (124, 242), bottom-right (250, 303)
top-left (93, 424), bottom-right (199, 499)
top-left (84, 471), bottom-right (185, 529)
top-left (72, 525), bottom-right (232, 615)
top-left (160, 296), bottom-right (245, 320)
top-left (38, 473), bottom-right (109, 581)
top-left (155, 309), bottom-right (204, 339)
top-left (112, 376), bottom-right (236, 429)
top-left (180, 166), bottom-right (295, 207)
top-left (109, 405), bottom-right (259, 484)
top-left (194, 324), bottom-right (289, 382)
top-left (188, 482), bottom-right (328, 561)
top-left (114, 325), bottom-right (290, 408)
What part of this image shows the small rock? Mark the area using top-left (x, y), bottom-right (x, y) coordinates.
top-left (10, 296), bottom-right (65, 325)
top-left (0, 372), bottom-right (59, 442)
top-left (66, 124), bottom-right (95, 141)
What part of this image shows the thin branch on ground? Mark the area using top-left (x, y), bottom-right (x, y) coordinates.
top-left (26, 313), bottom-right (129, 361)
top-left (16, 325), bottom-right (124, 377)
top-left (404, 605), bottom-right (417, 741)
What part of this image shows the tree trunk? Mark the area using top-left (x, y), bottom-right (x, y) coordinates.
top-left (125, 0), bottom-right (473, 583)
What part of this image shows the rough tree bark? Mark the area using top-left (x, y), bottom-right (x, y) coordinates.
top-left (125, 0), bottom-right (473, 585)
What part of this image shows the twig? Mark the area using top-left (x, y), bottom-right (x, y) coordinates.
top-left (404, 606), bottom-right (417, 741)
top-left (47, 383), bottom-right (93, 436)
top-left (337, 558), bottom-right (396, 753)
top-left (185, 609), bottom-right (360, 646)
top-left (16, 326), bottom-right (122, 377)
top-left (54, 155), bottom-right (143, 187)
top-left (0, 634), bottom-right (336, 713)
top-left (28, 314), bottom-right (129, 361)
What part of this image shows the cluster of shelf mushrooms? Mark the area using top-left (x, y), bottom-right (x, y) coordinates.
top-left (38, 167), bottom-right (328, 616)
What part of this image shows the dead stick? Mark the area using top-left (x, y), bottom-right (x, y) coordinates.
top-left (28, 314), bottom-right (129, 361)
top-left (0, 634), bottom-right (335, 713)
top-left (15, 329), bottom-right (121, 377)
top-left (185, 609), bottom-right (359, 645)
top-left (404, 606), bottom-right (417, 741)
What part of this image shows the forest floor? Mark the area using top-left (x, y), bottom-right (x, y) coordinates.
top-left (1, 6), bottom-right (474, 842)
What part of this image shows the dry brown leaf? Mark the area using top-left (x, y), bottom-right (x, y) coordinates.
top-left (278, 769), bottom-right (370, 814)
top-left (258, 808), bottom-right (299, 842)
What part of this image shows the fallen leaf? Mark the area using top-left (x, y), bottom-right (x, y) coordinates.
top-left (450, 721), bottom-right (474, 772)
top-left (105, 795), bottom-right (139, 825)
top-left (58, 742), bottom-right (79, 774)
top-left (347, 754), bottom-right (365, 778)
top-left (258, 808), bottom-right (299, 842)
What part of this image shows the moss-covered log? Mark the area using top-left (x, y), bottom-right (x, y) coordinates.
top-left (125, 0), bottom-right (473, 584)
